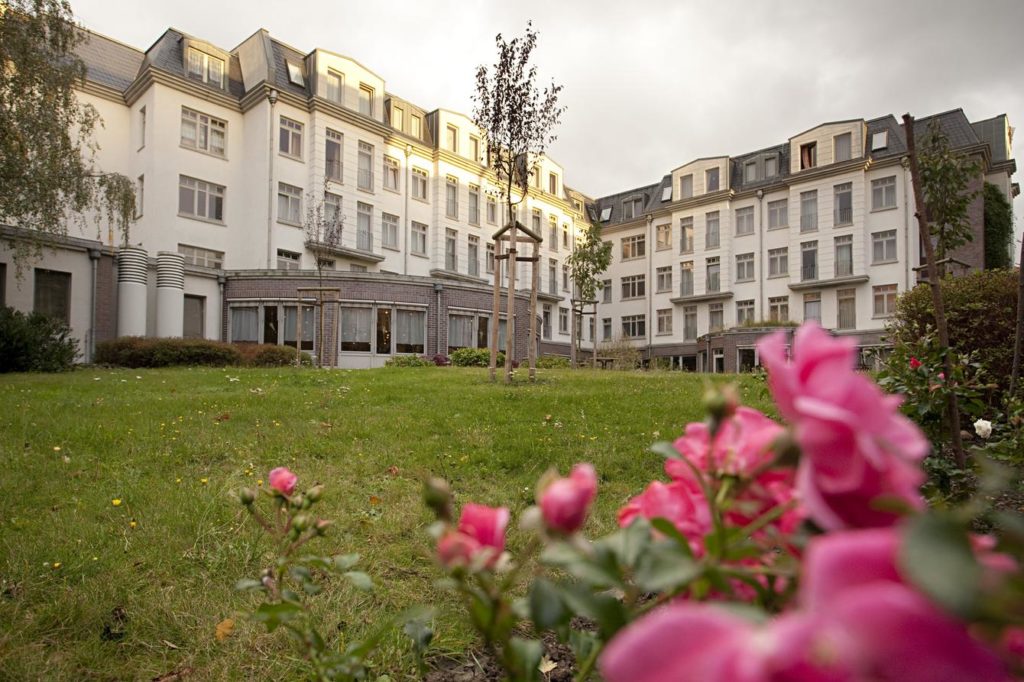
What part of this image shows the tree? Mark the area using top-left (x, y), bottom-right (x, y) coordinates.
top-left (983, 182), bottom-right (1013, 270)
top-left (1, 0), bottom-right (136, 268)
top-left (903, 114), bottom-right (981, 468)
top-left (303, 186), bottom-right (345, 367)
top-left (472, 21), bottom-right (565, 383)
top-left (567, 222), bottom-right (612, 367)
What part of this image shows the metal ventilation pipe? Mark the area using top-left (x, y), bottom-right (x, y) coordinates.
top-left (156, 251), bottom-right (185, 338)
top-left (117, 246), bottom-right (149, 337)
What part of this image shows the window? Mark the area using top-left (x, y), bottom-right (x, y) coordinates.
top-left (709, 303), bottom-right (724, 332)
top-left (469, 136), bottom-right (480, 162)
top-left (683, 306), bottom-right (697, 340)
top-left (358, 84), bottom-right (374, 116)
top-left (548, 259), bottom-right (558, 296)
top-left (447, 314), bottom-right (474, 352)
top-left (186, 48), bottom-right (224, 87)
top-left (33, 269), bottom-right (70, 323)
top-left (486, 243), bottom-right (495, 273)
top-left (487, 197), bottom-right (497, 224)
top-left (279, 117), bottom-right (303, 159)
top-left (412, 168), bottom-right (427, 200)
top-left (768, 247), bottom-right (788, 277)
top-left (384, 156), bottom-right (399, 191)
top-left (468, 185), bottom-right (480, 224)
top-left (230, 307), bottom-right (258, 342)
top-left (396, 310), bottom-right (426, 353)
top-left (656, 224), bottom-right (671, 250)
top-left (531, 209), bottom-right (542, 234)
top-left (873, 284), bottom-right (898, 317)
top-left (735, 207), bottom-right (754, 236)
top-left (872, 230), bottom-right (898, 263)
top-left (341, 307), bottom-right (372, 351)
top-left (800, 190), bottom-right (818, 231)
top-left (680, 217), bottom-right (694, 253)
top-left (468, 235), bottom-right (480, 276)
top-left (183, 295), bottom-right (204, 339)
top-left (623, 197), bottom-right (644, 220)
top-left (317, 258), bottom-right (335, 270)
top-left (138, 106), bottom-right (146, 148)
top-left (538, 305), bottom-right (550, 339)
top-left (680, 174), bottom-right (693, 199)
top-left (358, 142), bottom-right (373, 191)
top-left (803, 293), bottom-right (821, 323)
top-left (284, 61), bottom-right (304, 86)
top-left (392, 105), bottom-right (404, 130)
top-left (622, 234), bottom-right (646, 260)
top-left (444, 176), bottom-right (459, 218)
top-left (871, 130), bottom-right (889, 151)
top-left (276, 249), bottom-right (300, 270)
top-left (324, 192), bottom-right (342, 224)
top-left (562, 264), bottom-right (570, 291)
top-left (602, 318), bottom-right (612, 341)
top-left (178, 244), bottom-right (224, 268)
top-left (532, 169), bottom-right (542, 189)
top-left (706, 257), bottom-right (720, 293)
top-left (744, 161), bottom-right (757, 183)
top-left (736, 299), bottom-right (755, 326)
top-left (351, 264), bottom-right (367, 273)
top-left (680, 261), bottom-right (694, 296)
top-left (559, 307), bottom-right (569, 334)
top-left (835, 235), bottom-right (853, 277)
top-left (357, 202), bottom-right (373, 251)
top-left (382, 213), bottom-right (399, 249)
top-left (837, 288), bottom-right (856, 330)
top-left (622, 315), bottom-right (646, 339)
top-left (599, 207), bottom-right (612, 222)
top-left (656, 266), bottom-right (672, 293)
top-left (181, 108), bottom-right (227, 157)
top-left (705, 211), bottom-right (720, 249)
top-left (765, 156), bottom-right (778, 178)
top-left (768, 199), bottom-right (788, 229)
top-left (445, 228), bottom-right (458, 271)
top-left (801, 241), bottom-right (818, 281)
top-left (657, 308), bottom-right (673, 334)
top-left (179, 175), bottom-right (225, 222)
top-left (621, 274), bottom-right (645, 299)
top-left (602, 279), bottom-right (612, 303)
top-left (705, 167), bottom-right (720, 192)
top-left (446, 124), bottom-right (458, 152)
top-left (800, 141), bottom-right (817, 169)
top-left (834, 133), bottom-right (852, 162)
top-left (326, 129), bottom-right (343, 181)
top-left (548, 215), bottom-right (558, 249)
top-left (326, 69), bottom-right (344, 103)
top-left (872, 176), bottom-right (897, 210)
top-left (135, 175), bottom-right (144, 217)
top-left (562, 224), bottom-right (569, 249)
top-left (834, 183), bottom-right (852, 225)
top-left (411, 115), bottom-right (422, 138)
top-left (276, 182), bottom-right (302, 224)
top-left (735, 253), bottom-right (754, 282)
top-left (769, 296), bottom-right (789, 322)
top-left (411, 222), bottom-right (427, 255)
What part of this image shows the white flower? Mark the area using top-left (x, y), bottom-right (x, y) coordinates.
top-left (974, 418), bottom-right (993, 439)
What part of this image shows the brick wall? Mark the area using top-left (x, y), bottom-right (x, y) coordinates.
top-left (94, 251), bottom-right (118, 344)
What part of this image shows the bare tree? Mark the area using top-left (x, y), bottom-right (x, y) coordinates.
top-left (567, 222), bottom-right (612, 367)
top-left (472, 21), bottom-right (565, 382)
top-left (303, 186), bottom-right (344, 367)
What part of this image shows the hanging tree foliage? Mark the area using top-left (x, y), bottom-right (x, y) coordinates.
top-left (1, 0), bottom-right (136, 268)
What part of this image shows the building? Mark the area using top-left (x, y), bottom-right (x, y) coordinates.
top-left (0, 24), bottom-right (1017, 370)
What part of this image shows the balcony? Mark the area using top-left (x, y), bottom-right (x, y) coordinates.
top-left (801, 264), bottom-right (817, 282)
top-left (357, 229), bottom-right (374, 252)
top-left (325, 160), bottom-right (342, 182)
top-left (834, 206), bottom-right (852, 225)
top-left (789, 273), bottom-right (868, 292)
top-left (800, 214), bottom-right (817, 231)
top-left (305, 239), bottom-right (384, 264)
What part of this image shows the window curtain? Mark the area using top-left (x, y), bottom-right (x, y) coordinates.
top-left (231, 307), bottom-right (258, 342)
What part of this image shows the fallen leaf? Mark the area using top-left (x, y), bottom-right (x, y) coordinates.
top-left (214, 413), bottom-right (230, 423)
top-left (369, 495), bottom-right (381, 506)
top-left (539, 656), bottom-right (558, 674)
top-left (386, 465), bottom-right (399, 476)
top-left (215, 618), bottom-right (234, 641)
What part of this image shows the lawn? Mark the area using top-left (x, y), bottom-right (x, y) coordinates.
top-left (0, 366), bottom-right (770, 680)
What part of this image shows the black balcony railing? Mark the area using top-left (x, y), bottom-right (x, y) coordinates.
top-left (835, 206), bottom-right (852, 224)
top-left (801, 264), bottom-right (818, 281)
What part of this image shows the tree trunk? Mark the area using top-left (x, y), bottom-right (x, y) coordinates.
top-left (528, 242), bottom-right (538, 382)
top-left (570, 304), bottom-right (577, 369)
top-left (903, 114), bottom-right (967, 468)
top-left (504, 224), bottom-right (517, 384)
top-left (1010, 232), bottom-right (1024, 396)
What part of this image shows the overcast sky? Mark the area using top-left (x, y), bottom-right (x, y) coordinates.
top-left (74, 0), bottom-right (1022, 251)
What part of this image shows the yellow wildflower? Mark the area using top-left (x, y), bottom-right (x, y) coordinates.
top-left (112, 499), bottom-right (122, 507)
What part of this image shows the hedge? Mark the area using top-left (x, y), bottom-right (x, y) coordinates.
top-left (94, 337), bottom-right (311, 368)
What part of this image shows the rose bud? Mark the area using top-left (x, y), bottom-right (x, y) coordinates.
top-left (539, 463), bottom-right (598, 534)
top-left (238, 487), bottom-right (256, 506)
top-left (424, 477), bottom-right (453, 522)
top-left (268, 467), bottom-right (298, 496)
top-left (306, 484), bottom-right (325, 502)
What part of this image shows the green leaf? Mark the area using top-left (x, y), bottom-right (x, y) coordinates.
top-left (650, 518), bottom-right (694, 557)
top-left (568, 629), bottom-right (599, 666)
top-left (344, 571), bottom-right (374, 591)
top-left (634, 541), bottom-right (701, 593)
top-left (559, 585), bottom-right (627, 639)
top-left (508, 637), bottom-right (543, 682)
top-left (333, 553), bottom-right (360, 571)
top-left (402, 618), bottom-right (434, 653)
top-left (541, 542), bottom-right (621, 588)
top-left (528, 578), bottom-right (568, 630)
top-left (598, 517), bottom-right (651, 568)
top-left (234, 578), bottom-right (265, 592)
top-left (900, 514), bottom-right (981, 617)
top-left (650, 441), bottom-right (680, 460)
top-left (253, 601), bottom-right (303, 632)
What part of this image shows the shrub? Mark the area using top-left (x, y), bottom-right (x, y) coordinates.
top-left (0, 306), bottom-right (79, 372)
top-left (237, 343), bottom-right (312, 367)
top-left (888, 269), bottom-right (1018, 391)
top-left (430, 354), bottom-right (451, 367)
top-left (385, 355), bottom-right (434, 368)
top-left (597, 338), bottom-right (642, 370)
top-left (449, 348), bottom-right (508, 367)
top-left (536, 355), bottom-right (570, 369)
top-left (96, 337), bottom-right (241, 367)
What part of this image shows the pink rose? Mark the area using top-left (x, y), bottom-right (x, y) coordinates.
top-left (436, 503), bottom-right (510, 569)
top-left (758, 323), bottom-right (929, 530)
top-left (667, 407), bottom-right (783, 478)
top-left (437, 531), bottom-right (482, 568)
top-left (540, 463), bottom-right (598, 534)
top-left (618, 479), bottom-right (711, 556)
top-left (268, 467), bottom-right (298, 496)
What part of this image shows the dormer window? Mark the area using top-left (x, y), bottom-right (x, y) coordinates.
top-left (286, 62), bottom-right (305, 87)
top-left (744, 161), bottom-right (757, 183)
top-left (680, 174), bottom-right (693, 199)
top-left (599, 207), bottom-right (612, 222)
top-left (358, 83), bottom-right (374, 116)
top-left (392, 106), bottom-right (404, 131)
top-left (705, 167), bottom-right (720, 193)
top-left (800, 142), bottom-right (817, 170)
top-left (765, 156), bottom-right (778, 178)
top-left (622, 197), bottom-right (644, 221)
top-left (186, 48), bottom-right (224, 88)
top-left (871, 130), bottom-right (889, 151)
top-left (834, 133), bottom-right (852, 162)
top-left (446, 125), bottom-right (458, 152)
top-left (326, 70), bottom-right (344, 104)
top-left (661, 186), bottom-right (672, 201)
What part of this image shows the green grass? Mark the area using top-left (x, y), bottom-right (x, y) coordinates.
top-left (0, 366), bottom-right (770, 680)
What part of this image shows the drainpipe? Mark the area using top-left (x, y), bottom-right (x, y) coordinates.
top-left (434, 282), bottom-right (443, 355)
top-left (901, 156), bottom-right (911, 291)
top-left (265, 89), bottom-right (279, 269)
top-left (404, 144), bottom-right (412, 275)
top-left (88, 248), bottom-right (101, 362)
top-left (646, 213), bottom-right (654, 366)
top-left (217, 275), bottom-right (226, 341)
top-left (756, 189), bottom-right (765, 318)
